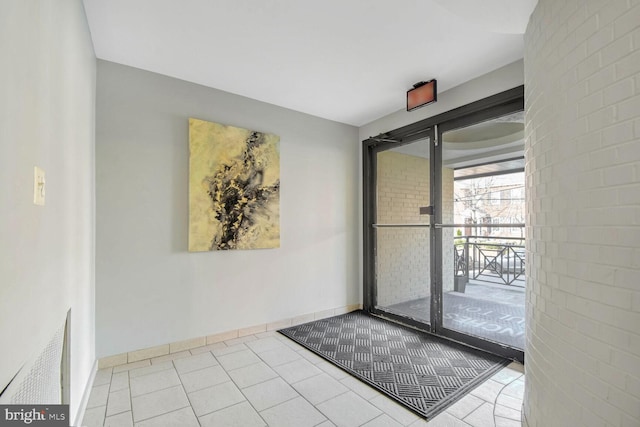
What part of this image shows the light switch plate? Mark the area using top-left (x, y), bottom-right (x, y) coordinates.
top-left (34, 166), bottom-right (45, 206)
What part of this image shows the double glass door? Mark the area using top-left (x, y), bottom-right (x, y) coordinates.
top-left (363, 93), bottom-right (525, 362)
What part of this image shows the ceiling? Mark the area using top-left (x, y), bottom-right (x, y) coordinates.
top-left (389, 110), bottom-right (525, 172)
top-left (82, 0), bottom-right (537, 126)
top-left (443, 110), bottom-right (525, 169)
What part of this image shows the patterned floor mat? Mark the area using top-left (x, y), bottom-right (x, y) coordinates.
top-left (278, 310), bottom-right (509, 419)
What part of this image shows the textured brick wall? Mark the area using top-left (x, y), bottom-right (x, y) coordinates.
top-left (376, 151), bottom-right (454, 306)
top-left (376, 151), bottom-right (430, 306)
top-left (524, 1), bottom-right (640, 426)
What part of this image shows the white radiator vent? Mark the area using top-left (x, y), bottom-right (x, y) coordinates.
top-left (0, 323), bottom-right (65, 405)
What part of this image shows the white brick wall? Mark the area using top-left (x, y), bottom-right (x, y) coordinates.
top-left (376, 151), bottom-right (430, 306)
top-left (375, 151), bottom-right (455, 306)
top-left (524, 1), bottom-right (640, 426)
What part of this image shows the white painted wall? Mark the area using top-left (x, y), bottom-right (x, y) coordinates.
top-left (95, 61), bottom-right (360, 358)
top-left (0, 0), bottom-right (96, 423)
top-left (524, 1), bottom-right (640, 426)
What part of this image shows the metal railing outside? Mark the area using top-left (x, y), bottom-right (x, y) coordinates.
top-left (454, 234), bottom-right (525, 287)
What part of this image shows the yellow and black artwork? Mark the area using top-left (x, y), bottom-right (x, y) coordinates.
top-left (189, 118), bottom-right (280, 251)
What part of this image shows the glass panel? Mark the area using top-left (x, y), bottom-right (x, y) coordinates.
top-left (376, 227), bottom-right (430, 323)
top-left (374, 139), bottom-right (431, 324)
top-left (441, 112), bottom-right (526, 350)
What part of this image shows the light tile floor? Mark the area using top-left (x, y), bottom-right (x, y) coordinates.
top-left (82, 331), bottom-right (525, 427)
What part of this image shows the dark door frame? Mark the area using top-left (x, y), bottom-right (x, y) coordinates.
top-left (363, 86), bottom-right (525, 363)
top-left (362, 128), bottom-right (436, 333)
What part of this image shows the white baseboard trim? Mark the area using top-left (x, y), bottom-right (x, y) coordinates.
top-left (72, 359), bottom-right (97, 427)
top-left (97, 303), bottom-right (362, 369)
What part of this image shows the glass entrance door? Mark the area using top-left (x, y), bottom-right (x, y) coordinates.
top-left (435, 111), bottom-right (526, 356)
top-left (363, 87), bottom-right (525, 362)
top-left (365, 132), bottom-right (434, 328)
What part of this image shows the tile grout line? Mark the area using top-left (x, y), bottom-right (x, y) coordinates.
top-left (491, 374), bottom-right (520, 425)
top-left (131, 386), bottom-right (192, 425)
top-left (124, 371), bottom-right (132, 427)
top-left (244, 339), bottom-right (302, 401)
top-left (491, 370), bottom-right (524, 425)
top-left (128, 363), bottom-right (175, 378)
top-left (102, 368), bottom-right (115, 426)
top-left (170, 357), bottom-right (203, 427)
top-left (452, 368), bottom-right (524, 425)
top-left (357, 413), bottom-right (386, 427)
top-left (125, 358), bottom-right (193, 426)
top-left (126, 358), bottom-right (202, 425)
top-left (216, 336), bottom-right (277, 426)
top-left (250, 337), bottom-right (352, 411)
top-left (242, 334), bottom-right (336, 424)
top-left (129, 377), bottom-right (184, 400)
top-left (276, 332), bottom-right (398, 418)
top-left (164, 337), bottom-right (299, 424)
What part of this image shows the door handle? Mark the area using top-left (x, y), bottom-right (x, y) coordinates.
top-left (419, 206), bottom-right (434, 215)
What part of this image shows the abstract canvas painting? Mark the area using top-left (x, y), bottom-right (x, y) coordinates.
top-left (189, 118), bottom-right (280, 251)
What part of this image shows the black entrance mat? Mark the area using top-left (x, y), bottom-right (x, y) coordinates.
top-left (278, 310), bottom-right (509, 419)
